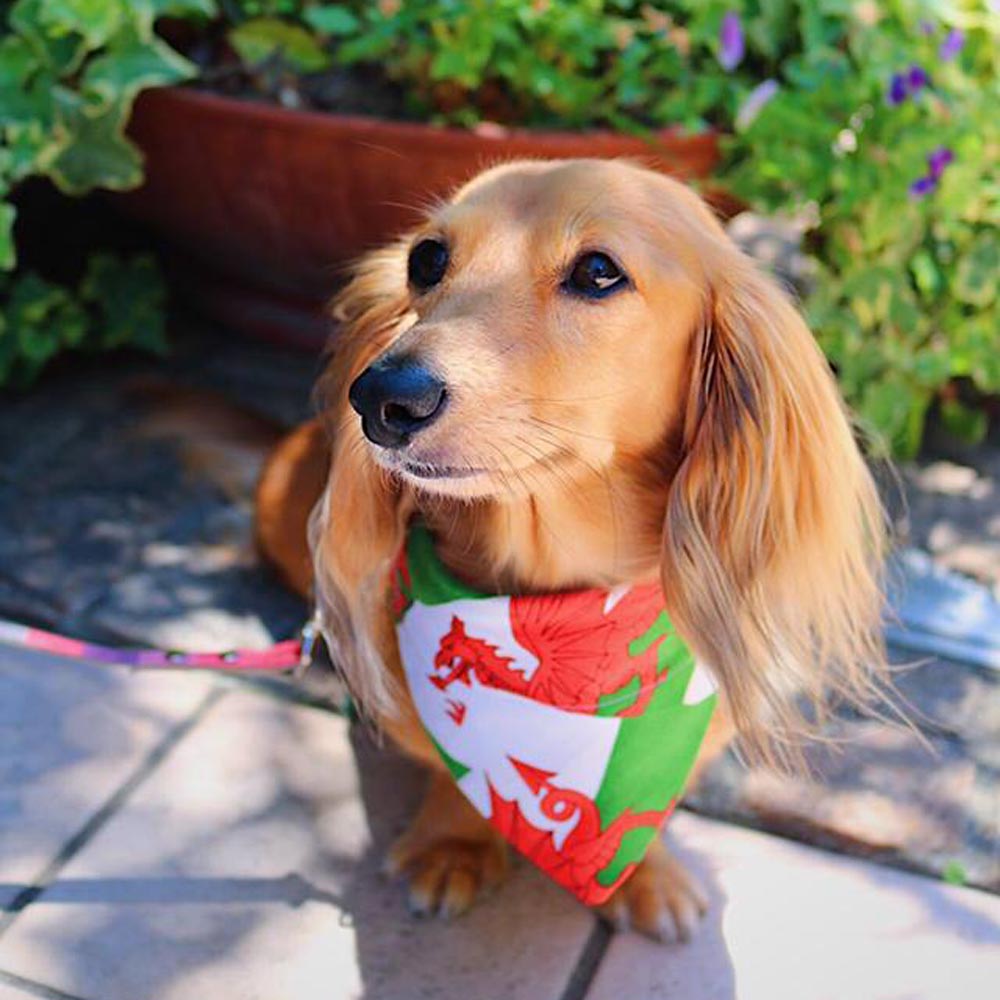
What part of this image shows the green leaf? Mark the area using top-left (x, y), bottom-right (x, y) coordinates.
top-left (910, 250), bottom-right (941, 300)
top-left (0, 68), bottom-right (60, 130)
top-left (37, 0), bottom-right (124, 49)
top-left (9, 0), bottom-right (88, 75)
top-left (911, 350), bottom-right (952, 386)
top-left (0, 34), bottom-right (36, 92)
top-left (7, 271), bottom-right (87, 364)
top-left (940, 399), bottom-right (988, 445)
top-left (0, 203), bottom-right (16, 271)
top-left (941, 860), bottom-right (968, 887)
top-left (149, 0), bottom-right (216, 16)
top-left (6, 272), bottom-right (62, 327)
top-left (228, 17), bottom-right (331, 73)
top-left (4, 121), bottom-right (61, 179)
top-left (0, 314), bottom-right (14, 383)
top-left (303, 5), bottom-right (360, 36)
top-left (81, 253), bottom-right (168, 352)
top-left (430, 41), bottom-right (494, 87)
top-left (83, 26), bottom-right (195, 108)
top-left (45, 101), bottom-right (144, 195)
top-left (952, 232), bottom-right (999, 307)
top-left (860, 377), bottom-right (930, 459)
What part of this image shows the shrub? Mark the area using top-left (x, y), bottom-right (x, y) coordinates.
top-left (722, 5), bottom-right (999, 457)
top-left (0, 0), bottom-right (211, 382)
top-left (0, 253), bottom-right (168, 383)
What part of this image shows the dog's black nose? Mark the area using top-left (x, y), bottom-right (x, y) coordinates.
top-left (348, 357), bottom-right (447, 448)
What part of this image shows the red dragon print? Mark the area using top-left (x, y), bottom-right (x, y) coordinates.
top-left (507, 586), bottom-right (666, 715)
top-left (431, 584), bottom-right (666, 715)
top-left (510, 585), bottom-right (663, 715)
top-left (389, 549), bottom-right (414, 621)
top-left (432, 616), bottom-right (529, 693)
top-left (489, 758), bottom-right (674, 905)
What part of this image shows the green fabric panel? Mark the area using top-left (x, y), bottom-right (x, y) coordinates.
top-left (598, 613), bottom-right (695, 718)
top-left (628, 611), bottom-right (672, 657)
top-left (598, 826), bottom-right (659, 888)
top-left (654, 631), bottom-right (694, 674)
top-left (593, 654), bottom-right (716, 886)
top-left (429, 731), bottom-right (470, 780)
top-left (406, 522), bottom-right (485, 605)
top-left (596, 675), bottom-right (641, 717)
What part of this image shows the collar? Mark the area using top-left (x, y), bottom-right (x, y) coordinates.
top-left (391, 523), bottom-right (717, 905)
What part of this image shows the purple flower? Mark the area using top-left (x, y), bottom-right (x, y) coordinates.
top-left (888, 65), bottom-right (930, 105)
top-left (907, 64), bottom-right (929, 91)
top-left (910, 148), bottom-right (954, 199)
top-left (939, 28), bottom-right (964, 61)
top-left (919, 19), bottom-right (935, 36)
top-left (927, 146), bottom-right (955, 179)
top-left (909, 175), bottom-right (938, 199)
top-left (736, 79), bottom-right (779, 131)
top-left (887, 73), bottom-right (908, 105)
top-left (718, 12), bottom-right (745, 72)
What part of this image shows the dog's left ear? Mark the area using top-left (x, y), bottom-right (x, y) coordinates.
top-left (660, 248), bottom-right (888, 764)
top-left (309, 243), bottom-right (416, 718)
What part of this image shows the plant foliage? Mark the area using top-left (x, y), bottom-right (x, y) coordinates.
top-left (0, 0), bottom-right (210, 382)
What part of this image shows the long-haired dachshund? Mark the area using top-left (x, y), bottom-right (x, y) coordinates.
top-left (255, 159), bottom-right (887, 941)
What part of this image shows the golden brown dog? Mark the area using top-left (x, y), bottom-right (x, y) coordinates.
top-left (255, 159), bottom-right (887, 941)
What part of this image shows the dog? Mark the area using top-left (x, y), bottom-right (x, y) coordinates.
top-left (254, 158), bottom-right (887, 941)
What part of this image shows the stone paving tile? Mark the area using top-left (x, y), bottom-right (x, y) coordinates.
top-left (0, 648), bottom-right (217, 910)
top-left (0, 691), bottom-right (594, 1000)
top-left (0, 969), bottom-right (86, 1000)
top-left (0, 979), bottom-right (43, 1000)
top-left (0, 347), bottom-right (308, 649)
top-left (688, 653), bottom-right (1000, 891)
top-left (588, 811), bottom-right (1000, 1000)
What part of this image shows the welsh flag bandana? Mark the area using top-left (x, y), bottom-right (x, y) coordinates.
top-left (390, 524), bottom-right (717, 906)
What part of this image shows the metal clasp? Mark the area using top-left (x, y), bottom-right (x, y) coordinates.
top-left (293, 613), bottom-right (323, 680)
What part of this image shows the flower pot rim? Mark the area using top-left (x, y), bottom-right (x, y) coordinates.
top-left (145, 85), bottom-right (721, 151)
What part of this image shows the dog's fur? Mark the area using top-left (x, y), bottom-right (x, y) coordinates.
top-left (255, 159), bottom-right (888, 940)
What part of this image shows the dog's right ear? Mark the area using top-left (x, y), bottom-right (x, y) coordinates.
top-left (658, 243), bottom-right (888, 768)
top-left (310, 242), bottom-right (416, 718)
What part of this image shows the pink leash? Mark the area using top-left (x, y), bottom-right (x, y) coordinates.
top-left (0, 614), bottom-right (322, 678)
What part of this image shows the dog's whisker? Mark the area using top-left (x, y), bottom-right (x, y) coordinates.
top-left (522, 389), bottom-right (630, 406)
top-left (525, 415), bottom-right (618, 446)
top-left (503, 434), bottom-right (583, 563)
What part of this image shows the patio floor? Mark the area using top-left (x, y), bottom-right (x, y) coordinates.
top-left (0, 646), bottom-right (997, 1000)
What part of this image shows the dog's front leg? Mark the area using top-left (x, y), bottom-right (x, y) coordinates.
top-left (384, 769), bottom-right (509, 918)
top-left (597, 838), bottom-right (709, 943)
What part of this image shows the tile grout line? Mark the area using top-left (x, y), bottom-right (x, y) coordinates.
top-left (556, 917), bottom-right (614, 1000)
top-left (0, 685), bottom-right (228, 941)
top-left (0, 968), bottom-right (93, 1000)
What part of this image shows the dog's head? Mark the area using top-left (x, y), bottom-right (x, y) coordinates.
top-left (313, 159), bottom-right (887, 762)
top-left (340, 160), bottom-right (705, 499)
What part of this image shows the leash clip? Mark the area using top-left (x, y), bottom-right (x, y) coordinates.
top-left (293, 613), bottom-right (323, 680)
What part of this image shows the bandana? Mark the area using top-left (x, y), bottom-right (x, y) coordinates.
top-left (390, 524), bottom-right (717, 906)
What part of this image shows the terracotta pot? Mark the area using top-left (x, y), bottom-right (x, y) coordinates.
top-left (117, 87), bottom-right (730, 349)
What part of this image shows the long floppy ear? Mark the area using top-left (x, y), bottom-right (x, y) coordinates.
top-left (661, 248), bottom-right (888, 766)
top-left (309, 242), bottom-right (415, 717)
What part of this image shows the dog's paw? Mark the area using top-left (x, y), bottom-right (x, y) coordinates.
top-left (384, 832), bottom-right (508, 919)
top-left (597, 840), bottom-right (709, 943)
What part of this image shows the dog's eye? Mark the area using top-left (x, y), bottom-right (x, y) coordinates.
top-left (563, 251), bottom-right (628, 299)
top-left (408, 238), bottom-right (449, 290)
